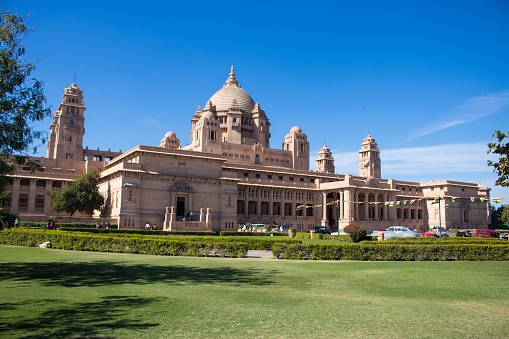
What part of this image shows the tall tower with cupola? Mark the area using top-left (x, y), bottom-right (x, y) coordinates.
top-left (47, 83), bottom-right (86, 160)
top-left (315, 144), bottom-right (335, 173)
top-left (358, 134), bottom-right (381, 178)
top-left (283, 126), bottom-right (310, 170)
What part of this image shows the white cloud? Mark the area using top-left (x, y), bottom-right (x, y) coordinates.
top-left (409, 90), bottom-right (509, 139)
top-left (332, 142), bottom-right (497, 181)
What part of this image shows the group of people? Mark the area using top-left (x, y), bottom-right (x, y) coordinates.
top-left (145, 221), bottom-right (158, 230)
top-left (95, 221), bottom-right (110, 229)
top-left (240, 224), bottom-right (285, 233)
top-left (46, 219), bottom-right (57, 230)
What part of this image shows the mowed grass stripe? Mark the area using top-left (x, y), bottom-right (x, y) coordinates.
top-left (1, 245), bottom-right (508, 338)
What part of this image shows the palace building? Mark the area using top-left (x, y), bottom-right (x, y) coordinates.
top-left (2, 67), bottom-right (491, 232)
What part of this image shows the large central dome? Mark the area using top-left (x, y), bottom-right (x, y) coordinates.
top-left (207, 66), bottom-right (255, 112)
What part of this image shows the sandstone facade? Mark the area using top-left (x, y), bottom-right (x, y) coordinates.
top-left (2, 68), bottom-right (491, 232)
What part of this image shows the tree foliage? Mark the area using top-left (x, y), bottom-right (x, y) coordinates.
top-left (49, 170), bottom-right (104, 216)
top-left (487, 130), bottom-right (509, 187)
top-left (343, 224), bottom-right (367, 242)
top-left (501, 205), bottom-right (509, 225)
top-left (0, 12), bottom-right (51, 197)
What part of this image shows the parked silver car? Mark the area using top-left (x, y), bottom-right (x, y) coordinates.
top-left (383, 226), bottom-right (420, 239)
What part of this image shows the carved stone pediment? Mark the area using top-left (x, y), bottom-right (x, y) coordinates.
top-left (170, 180), bottom-right (193, 192)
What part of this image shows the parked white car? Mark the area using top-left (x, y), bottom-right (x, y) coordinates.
top-left (383, 226), bottom-right (420, 239)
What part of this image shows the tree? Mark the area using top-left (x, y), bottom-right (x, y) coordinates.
top-left (501, 205), bottom-right (509, 225)
top-left (490, 205), bottom-right (503, 227)
top-left (0, 12), bottom-right (51, 197)
top-left (49, 170), bottom-right (105, 216)
top-left (343, 224), bottom-right (367, 242)
top-left (487, 130), bottom-right (509, 187)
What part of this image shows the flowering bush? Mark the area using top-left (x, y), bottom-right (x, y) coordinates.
top-left (422, 232), bottom-right (435, 237)
top-left (472, 229), bottom-right (499, 238)
top-left (343, 224), bottom-right (367, 243)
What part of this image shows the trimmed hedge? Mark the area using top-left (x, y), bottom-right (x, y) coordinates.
top-left (39, 230), bottom-right (301, 251)
top-left (272, 243), bottom-right (509, 260)
top-left (61, 228), bottom-right (217, 237)
top-left (378, 237), bottom-right (506, 245)
top-left (0, 229), bottom-right (248, 258)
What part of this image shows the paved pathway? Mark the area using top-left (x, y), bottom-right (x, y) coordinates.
top-left (246, 250), bottom-right (274, 258)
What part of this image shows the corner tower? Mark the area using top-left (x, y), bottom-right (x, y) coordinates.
top-left (283, 126), bottom-right (309, 170)
top-left (358, 134), bottom-right (381, 178)
top-left (47, 83), bottom-right (85, 160)
top-left (315, 144), bottom-right (335, 173)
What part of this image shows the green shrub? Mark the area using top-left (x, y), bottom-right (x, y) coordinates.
top-left (0, 229), bottom-right (248, 258)
top-left (271, 242), bottom-right (509, 261)
top-left (343, 224), bottom-right (367, 243)
top-left (295, 232), bottom-right (310, 239)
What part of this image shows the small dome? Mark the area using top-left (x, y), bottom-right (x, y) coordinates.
top-left (290, 126), bottom-right (302, 133)
top-left (207, 66), bottom-right (255, 112)
top-left (319, 144), bottom-right (330, 152)
top-left (201, 111), bottom-right (215, 119)
top-left (164, 131), bottom-right (176, 138)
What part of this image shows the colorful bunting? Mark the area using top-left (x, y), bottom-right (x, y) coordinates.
top-left (291, 196), bottom-right (506, 209)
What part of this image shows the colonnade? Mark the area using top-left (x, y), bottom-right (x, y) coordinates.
top-left (236, 184), bottom-right (318, 222)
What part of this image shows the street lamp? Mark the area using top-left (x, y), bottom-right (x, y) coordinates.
top-left (336, 200), bottom-right (340, 233)
top-left (438, 197), bottom-right (442, 238)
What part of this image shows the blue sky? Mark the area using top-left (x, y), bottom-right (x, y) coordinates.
top-left (5, 0), bottom-right (509, 204)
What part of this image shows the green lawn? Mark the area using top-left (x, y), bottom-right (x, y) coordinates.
top-left (1, 245), bottom-right (508, 338)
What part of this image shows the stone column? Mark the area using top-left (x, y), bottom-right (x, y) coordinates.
top-left (348, 190), bottom-right (354, 222)
top-left (164, 207), bottom-right (172, 230)
top-left (364, 193), bottom-right (369, 221)
top-left (44, 181), bottom-right (52, 214)
top-left (291, 189), bottom-right (296, 218)
top-left (374, 195), bottom-right (379, 221)
top-left (28, 179), bottom-right (36, 212)
top-left (200, 207), bottom-right (205, 222)
top-left (10, 178), bottom-right (20, 213)
top-left (205, 208), bottom-right (212, 231)
top-left (339, 191), bottom-right (344, 221)
top-left (321, 192), bottom-right (327, 225)
top-left (244, 186), bottom-right (249, 218)
top-left (302, 191), bottom-right (307, 218)
top-left (269, 187), bottom-right (273, 219)
top-left (256, 187), bottom-right (261, 218)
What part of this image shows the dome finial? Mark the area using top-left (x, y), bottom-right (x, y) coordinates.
top-left (225, 65), bottom-right (239, 87)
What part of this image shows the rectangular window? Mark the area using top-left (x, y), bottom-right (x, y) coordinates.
top-left (35, 194), bottom-right (45, 213)
top-left (1, 193), bottom-right (11, 208)
top-left (18, 193), bottom-right (29, 212)
top-left (464, 210), bottom-right (470, 222)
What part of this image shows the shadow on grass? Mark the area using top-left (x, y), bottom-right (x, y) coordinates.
top-left (0, 261), bottom-right (278, 287)
top-left (0, 296), bottom-right (159, 338)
